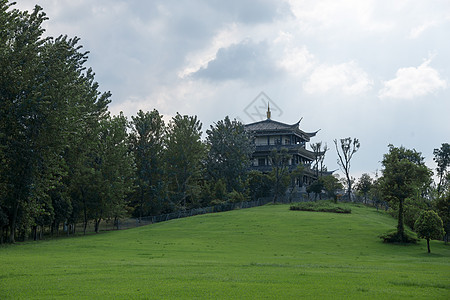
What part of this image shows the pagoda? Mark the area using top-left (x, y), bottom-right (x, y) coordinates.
top-left (244, 105), bottom-right (322, 189)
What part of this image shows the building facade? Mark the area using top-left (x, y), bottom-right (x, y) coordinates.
top-left (244, 106), bottom-right (322, 189)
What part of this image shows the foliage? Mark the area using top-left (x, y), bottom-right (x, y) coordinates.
top-left (268, 148), bottom-right (291, 202)
top-left (355, 173), bottom-right (373, 203)
top-left (379, 228), bottom-right (418, 244)
top-left (290, 200), bottom-right (351, 213)
top-left (165, 113), bottom-right (205, 209)
top-left (247, 170), bottom-right (272, 202)
top-left (433, 143), bottom-right (450, 195)
top-left (306, 180), bottom-right (323, 200)
top-left (287, 165), bottom-right (304, 201)
top-left (379, 145), bottom-right (432, 243)
top-left (310, 142), bottom-right (328, 177)
top-left (334, 137), bottom-right (360, 201)
top-left (0, 2), bottom-right (111, 242)
top-left (433, 192), bottom-right (450, 242)
top-left (128, 109), bottom-right (166, 218)
top-left (227, 190), bottom-right (247, 203)
top-left (414, 210), bottom-right (444, 253)
top-left (205, 116), bottom-right (254, 193)
top-left (320, 175), bottom-right (343, 203)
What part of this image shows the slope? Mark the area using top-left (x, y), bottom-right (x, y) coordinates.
top-left (0, 204), bottom-right (449, 299)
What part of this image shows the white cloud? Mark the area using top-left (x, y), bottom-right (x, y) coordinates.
top-left (379, 58), bottom-right (447, 99)
top-left (288, 0), bottom-right (394, 37)
top-left (303, 61), bottom-right (373, 95)
top-left (409, 20), bottom-right (439, 39)
top-left (277, 41), bottom-right (316, 77)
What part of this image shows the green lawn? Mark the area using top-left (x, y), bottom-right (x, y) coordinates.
top-left (1, 204), bottom-right (449, 299)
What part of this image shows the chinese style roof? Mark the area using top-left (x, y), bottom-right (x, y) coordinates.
top-left (245, 118), bottom-right (319, 141)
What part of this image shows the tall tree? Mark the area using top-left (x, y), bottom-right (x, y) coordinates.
top-left (334, 138), bottom-right (360, 201)
top-left (91, 113), bottom-right (134, 233)
top-left (165, 113), bottom-right (205, 209)
top-left (379, 145), bottom-right (432, 242)
top-left (128, 109), bottom-right (166, 218)
top-left (205, 116), bottom-right (254, 193)
top-left (434, 192), bottom-right (450, 243)
top-left (433, 143), bottom-right (450, 195)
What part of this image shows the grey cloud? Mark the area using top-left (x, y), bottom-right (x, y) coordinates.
top-left (192, 39), bottom-right (281, 82)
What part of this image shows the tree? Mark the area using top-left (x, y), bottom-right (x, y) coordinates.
top-left (269, 148), bottom-right (291, 203)
top-left (414, 210), bottom-right (444, 253)
top-left (311, 142), bottom-right (328, 178)
top-left (321, 175), bottom-right (343, 203)
top-left (247, 170), bottom-right (272, 202)
top-left (0, 2), bottom-right (111, 241)
top-left (355, 173), bottom-right (373, 204)
top-left (165, 113), bottom-right (205, 209)
top-left (433, 143), bottom-right (450, 195)
top-left (307, 180), bottom-right (323, 201)
top-left (379, 145), bottom-right (432, 242)
top-left (287, 165), bottom-right (304, 202)
top-left (128, 109), bottom-right (166, 218)
top-left (334, 138), bottom-right (360, 201)
top-left (434, 192), bottom-right (450, 243)
top-left (91, 113), bottom-right (134, 233)
top-left (205, 116), bottom-right (254, 193)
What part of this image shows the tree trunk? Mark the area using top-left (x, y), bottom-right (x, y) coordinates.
top-left (32, 225), bottom-right (37, 241)
top-left (427, 238), bottom-right (430, 253)
top-left (9, 202), bottom-right (20, 243)
top-left (397, 198), bottom-right (405, 241)
top-left (94, 218), bottom-right (101, 233)
top-left (82, 188), bottom-right (88, 235)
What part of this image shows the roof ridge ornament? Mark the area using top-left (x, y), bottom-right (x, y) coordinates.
top-left (267, 102), bottom-right (271, 119)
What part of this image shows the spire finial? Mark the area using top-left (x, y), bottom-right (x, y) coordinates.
top-left (267, 102), bottom-right (271, 119)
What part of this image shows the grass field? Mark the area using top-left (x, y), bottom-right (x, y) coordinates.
top-left (1, 203), bottom-right (449, 299)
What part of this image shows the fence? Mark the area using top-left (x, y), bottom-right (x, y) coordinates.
top-left (72, 194), bottom-right (389, 234)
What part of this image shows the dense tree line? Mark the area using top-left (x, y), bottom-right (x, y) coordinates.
top-left (0, 2), bottom-right (261, 243)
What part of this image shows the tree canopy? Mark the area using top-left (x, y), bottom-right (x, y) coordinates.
top-left (414, 210), bottom-right (444, 253)
top-left (379, 145), bottom-right (432, 242)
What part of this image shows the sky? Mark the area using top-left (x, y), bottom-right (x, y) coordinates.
top-left (13, 0), bottom-right (450, 181)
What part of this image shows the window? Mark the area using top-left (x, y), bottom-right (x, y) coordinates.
top-left (258, 158), bottom-right (266, 166)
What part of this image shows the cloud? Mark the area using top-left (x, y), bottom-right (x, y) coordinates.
top-left (277, 43), bottom-right (316, 77)
top-left (191, 39), bottom-right (280, 82)
top-left (303, 61), bottom-right (373, 95)
top-left (408, 21), bottom-right (439, 39)
top-left (379, 58), bottom-right (447, 99)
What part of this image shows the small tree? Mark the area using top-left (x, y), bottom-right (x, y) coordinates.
top-left (414, 210), bottom-right (444, 253)
top-left (334, 138), bottom-right (360, 201)
top-left (321, 175), bottom-right (343, 203)
top-left (307, 180), bottom-right (323, 201)
top-left (356, 173), bottom-right (373, 204)
top-left (269, 148), bottom-right (291, 203)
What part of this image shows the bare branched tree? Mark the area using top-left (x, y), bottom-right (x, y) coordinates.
top-left (334, 138), bottom-right (360, 201)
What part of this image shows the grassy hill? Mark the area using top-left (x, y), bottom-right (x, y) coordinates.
top-left (1, 203), bottom-right (449, 299)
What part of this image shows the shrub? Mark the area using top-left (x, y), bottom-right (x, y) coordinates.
top-left (290, 200), bottom-right (351, 214)
top-left (379, 229), bottom-right (418, 243)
